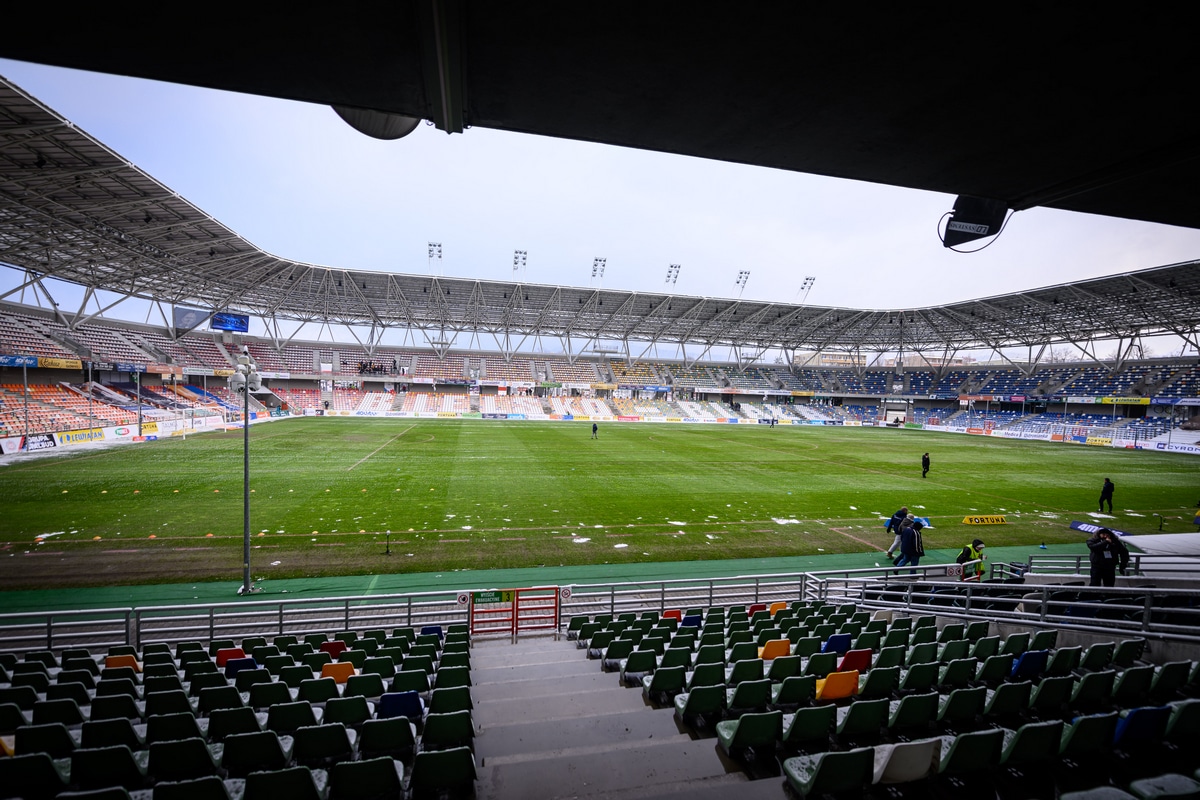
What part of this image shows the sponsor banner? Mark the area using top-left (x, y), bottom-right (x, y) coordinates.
top-left (0, 355), bottom-right (39, 367)
top-left (25, 433), bottom-right (58, 451)
top-left (1070, 520), bottom-right (1134, 537)
top-left (1154, 441), bottom-right (1200, 455)
top-left (666, 417), bottom-right (683, 423)
top-left (114, 362), bottom-right (147, 373)
top-left (269, 408), bottom-right (289, 418)
top-left (461, 412), bottom-right (482, 419)
top-left (756, 418), bottom-right (773, 425)
top-left (617, 415), bottom-right (640, 422)
top-left (682, 417), bottom-right (700, 424)
top-left (725, 418), bottom-right (739, 423)
top-left (259, 371), bottom-right (291, 380)
top-left (963, 515), bottom-right (1007, 525)
top-left (354, 411), bottom-right (384, 417)
top-left (591, 383), bottom-right (616, 390)
top-left (526, 414), bottom-right (550, 421)
top-left (384, 411), bottom-right (410, 417)
top-left (1085, 436), bottom-right (1113, 446)
top-left (1150, 397), bottom-right (1178, 406)
top-left (507, 414), bottom-right (527, 420)
top-left (1068, 434), bottom-right (1088, 444)
top-left (1, 435), bottom-right (24, 454)
top-left (843, 420), bottom-right (861, 427)
top-left (55, 428), bottom-right (105, 446)
top-left (1176, 398), bottom-right (1200, 407)
top-left (904, 422), bottom-right (924, 429)
top-left (482, 413), bottom-right (508, 420)
top-left (38, 357), bottom-right (83, 370)
top-left (965, 427), bottom-right (987, 435)
top-left (1066, 396), bottom-right (1101, 405)
top-left (146, 363), bottom-right (183, 376)
top-left (538, 381), bottom-right (563, 388)
top-left (436, 412), bottom-right (458, 418)
top-left (1009, 395), bottom-right (1027, 402)
top-left (790, 391), bottom-right (815, 397)
top-left (1099, 397), bottom-right (1150, 405)
top-left (184, 367), bottom-right (216, 377)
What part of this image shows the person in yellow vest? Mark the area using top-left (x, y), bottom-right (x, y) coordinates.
top-left (956, 538), bottom-right (986, 580)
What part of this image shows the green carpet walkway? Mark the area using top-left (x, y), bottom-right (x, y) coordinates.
top-left (0, 543), bottom-right (1092, 614)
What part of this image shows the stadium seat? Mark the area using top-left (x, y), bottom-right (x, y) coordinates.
top-left (81, 717), bottom-right (143, 750)
top-left (0, 752), bottom-right (71, 800)
top-left (937, 728), bottom-right (1004, 779)
top-left (321, 662), bottom-right (356, 684)
top-left (999, 719), bottom-right (1064, 768)
top-left (319, 641), bottom-right (348, 659)
top-left (783, 746), bottom-right (875, 797)
top-left (642, 665), bottom-right (687, 706)
top-left (358, 717), bottom-right (418, 760)
top-left (243, 765), bottom-right (327, 800)
top-left (1112, 705), bottom-right (1171, 753)
top-left (214, 647), bottom-right (245, 668)
top-left (378, 691), bottom-right (425, 721)
top-left (1058, 711), bottom-right (1119, 760)
top-left (428, 686), bottom-right (474, 715)
top-left (147, 736), bottom-right (222, 782)
top-left (716, 709), bottom-right (783, 758)
top-left (1070, 669), bottom-right (1117, 714)
top-left (1010, 649), bottom-right (1050, 682)
top-left (873, 737), bottom-right (941, 784)
top-left (266, 700), bottom-right (321, 734)
top-left (758, 638), bottom-right (791, 660)
top-left (834, 697), bottom-right (887, 746)
top-left (70, 744), bottom-right (148, 790)
top-left (859, 665), bottom-right (900, 700)
top-left (299, 678), bottom-right (341, 704)
top-left (814, 670), bottom-right (860, 703)
top-left (887, 691), bottom-right (938, 735)
top-left (14, 722), bottom-right (77, 759)
top-left (725, 678), bottom-right (772, 717)
top-left (421, 710), bottom-right (475, 751)
top-left (221, 730), bottom-right (293, 777)
top-left (292, 722), bottom-right (357, 768)
top-left (145, 712), bottom-right (207, 745)
top-left (983, 680), bottom-right (1032, 725)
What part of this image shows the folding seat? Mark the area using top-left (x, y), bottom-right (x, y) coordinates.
top-left (1111, 638), bottom-right (1147, 669)
top-left (771, 674), bottom-right (816, 711)
top-left (321, 662), bottom-right (357, 684)
top-left (389, 628), bottom-right (416, 645)
top-left (377, 646), bottom-right (407, 666)
top-left (781, 702), bottom-right (836, 753)
top-left (1111, 705), bottom-right (1171, 754)
top-left (0, 752), bottom-right (71, 800)
top-left (725, 620), bottom-right (751, 638)
top-left (145, 689), bottom-right (197, 717)
top-left (803, 652), bottom-right (838, 678)
top-left (1112, 665), bottom-right (1154, 707)
top-left (183, 660), bottom-right (219, 683)
top-left (292, 722), bottom-right (357, 768)
top-left (143, 662), bottom-right (181, 680)
top-left (70, 744), bottom-right (148, 790)
top-left (407, 747), bottom-right (476, 800)
top-left (887, 691), bottom-right (938, 736)
top-left (418, 626), bottom-right (444, 641)
top-left (725, 639), bottom-right (755, 661)
top-left (287, 643), bottom-right (315, 661)
top-left (725, 678), bottom-right (772, 717)
top-left (57, 669), bottom-right (97, 691)
top-left (0, 685), bottom-right (37, 712)
top-left (1076, 642), bottom-right (1116, 674)
top-left (983, 680), bottom-right (1032, 726)
top-left (814, 670), bottom-right (859, 703)
top-left (1010, 649), bottom-right (1050, 682)
top-left (250, 645), bottom-right (281, 663)
top-left (33, 698), bottom-right (87, 726)
top-left (1058, 710), bottom-right (1119, 761)
top-left (768, 601), bottom-right (788, 618)
top-left (1047, 645), bottom-right (1083, 677)
top-left (145, 711), bottom-right (208, 745)
top-left (46, 681), bottom-right (92, 706)
top-left (337, 649), bottom-right (367, 669)
top-left (659, 646), bottom-right (692, 671)
top-left (213, 647), bottom-right (245, 668)
top-left (661, 609), bottom-right (682, 624)
top-left (221, 730), bottom-right (294, 778)
top-left (1149, 661), bottom-right (1192, 704)
top-left (1069, 669), bottom-right (1116, 714)
top-left (939, 658), bottom-right (978, 691)
top-left (358, 717), bottom-right (418, 761)
top-left (421, 709), bottom-right (475, 752)
top-left (913, 615), bottom-right (936, 630)
top-left (890, 617), bottom-right (913, 632)
top-left (833, 698), bottom-right (888, 746)
top-left (198, 685), bottom-right (244, 715)
top-left (242, 765), bottom-right (326, 800)
top-left (725, 658), bottom-right (763, 686)
top-left (897, 662), bottom-right (938, 695)
top-left (965, 620), bottom-right (990, 642)
top-left (685, 662), bottom-right (725, 691)
top-left (428, 686), bottom-right (473, 715)
top-left (642, 665), bottom-right (687, 706)
top-left (273, 635), bottom-right (299, 649)
top-left (147, 736), bottom-right (222, 782)
top-left (811, 624), bottom-right (837, 642)
top-left (873, 738), bottom-right (941, 785)
top-left (344, 673), bottom-right (386, 700)
top-left (332, 631), bottom-right (359, 648)
top-left (938, 639), bottom-right (970, 664)
top-left (909, 627), bottom-right (936, 646)
top-left (241, 636), bottom-right (269, 652)
top-left (438, 652), bottom-right (470, 670)
top-left (14, 722), bottom-right (77, 759)
top-left (1165, 698), bottom-right (1200, 745)
top-left (81, 716), bottom-right (143, 750)
top-left (858, 665), bottom-right (900, 700)
top-left (935, 727), bottom-right (1004, 780)
top-left (864, 619), bottom-right (889, 635)
top-left (970, 635), bottom-right (1000, 661)
top-left (852, 630), bottom-right (882, 652)
top-left (143, 651), bottom-right (177, 668)
top-left (104, 654), bottom-right (142, 673)
top-left (716, 709), bottom-right (783, 759)
top-left (97, 676), bottom-right (140, 700)
top-left (298, 677), bottom-right (342, 705)
top-left (836, 648), bottom-right (871, 674)
top-left (758, 638), bottom-right (791, 661)
top-left (144, 674), bottom-right (185, 695)
top-left (206, 707), bottom-right (263, 743)
top-left (263, 655), bottom-right (296, 677)
top-left (975, 654), bottom-right (1016, 687)
top-left (693, 644), bottom-right (725, 667)
top-left (1030, 629), bottom-right (1058, 651)
top-left (767, 654), bottom-right (801, 682)
top-left (755, 626), bottom-right (783, 647)
top-left (618, 650), bottom-right (658, 687)
top-left (248, 680), bottom-right (295, 710)
top-left (234, 667), bottom-right (271, 691)
top-left (1128, 774), bottom-right (1200, 800)
top-left (302, 652), bottom-right (333, 672)
top-left (1028, 674), bottom-right (1075, 719)
top-left (389, 670), bottom-right (431, 696)
top-left (873, 645), bottom-right (905, 670)
top-left (937, 686), bottom-right (986, 731)
top-left (906, 642), bottom-right (938, 667)
top-left (12, 671), bottom-right (50, 693)
top-left (378, 691), bottom-right (425, 722)
top-left (793, 637), bottom-right (823, 659)
top-left (997, 718), bottom-right (1064, 771)
top-left (319, 641), bottom-right (348, 660)
top-left (279, 665), bottom-right (314, 689)
top-left (673, 684), bottom-right (726, 728)
top-left (176, 642), bottom-right (205, 658)
top-left (938, 623), bottom-right (966, 643)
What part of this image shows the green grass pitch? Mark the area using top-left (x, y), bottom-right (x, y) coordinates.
top-left (0, 418), bottom-right (1194, 589)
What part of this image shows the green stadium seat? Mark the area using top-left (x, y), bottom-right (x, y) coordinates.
top-left (783, 746), bottom-right (874, 797)
top-left (292, 722), bottom-right (357, 768)
top-left (716, 709), bottom-right (783, 759)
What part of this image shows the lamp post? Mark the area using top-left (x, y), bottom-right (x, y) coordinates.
top-left (229, 346), bottom-right (261, 595)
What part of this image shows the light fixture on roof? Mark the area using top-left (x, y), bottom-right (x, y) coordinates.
top-left (592, 257), bottom-right (606, 282)
top-left (428, 242), bottom-right (442, 275)
top-left (735, 270), bottom-right (750, 296)
top-left (665, 264), bottom-right (681, 285)
top-left (797, 276), bottom-right (817, 303)
top-left (513, 250), bottom-right (528, 279)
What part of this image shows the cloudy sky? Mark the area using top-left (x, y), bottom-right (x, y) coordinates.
top-left (3, 58), bottom-right (1200, 318)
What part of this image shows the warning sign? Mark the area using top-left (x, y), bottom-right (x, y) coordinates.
top-left (963, 515), bottom-right (1007, 525)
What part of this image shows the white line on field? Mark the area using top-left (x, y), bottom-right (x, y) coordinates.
top-left (347, 426), bottom-right (415, 471)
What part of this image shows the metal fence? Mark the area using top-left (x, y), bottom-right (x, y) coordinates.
top-left (3, 553), bottom-right (1199, 654)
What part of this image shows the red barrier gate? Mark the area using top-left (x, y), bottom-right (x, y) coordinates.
top-left (468, 585), bottom-right (561, 640)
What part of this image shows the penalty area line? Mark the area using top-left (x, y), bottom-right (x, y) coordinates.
top-left (347, 426), bottom-right (415, 471)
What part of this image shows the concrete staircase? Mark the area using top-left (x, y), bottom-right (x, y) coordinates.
top-left (470, 635), bottom-right (783, 800)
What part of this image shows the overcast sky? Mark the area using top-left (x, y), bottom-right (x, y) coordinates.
top-left (4, 58), bottom-right (1200, 318)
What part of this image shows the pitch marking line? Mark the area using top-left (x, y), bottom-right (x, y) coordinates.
top-left (347, 426), bottom-right (415, 471)
top-left (829, 526), bottom-right (884, 550)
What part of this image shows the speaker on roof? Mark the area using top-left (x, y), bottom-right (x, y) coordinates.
top-left (943, 195), bottom-right (1008, 248)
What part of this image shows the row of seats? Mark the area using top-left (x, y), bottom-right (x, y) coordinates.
top-left (0, 626), bottom-right (478, 799)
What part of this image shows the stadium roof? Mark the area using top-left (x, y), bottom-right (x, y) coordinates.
top-left (2, 76), bottom-right (1199, 363)
top-left (1, 6), bottom-right (1199, 230)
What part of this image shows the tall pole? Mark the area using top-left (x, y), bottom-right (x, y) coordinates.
top-left (22, 362), bottom-right (28, 446)
top-left (242, 377), bottom-right (251, 595)
top-left (87, 362), bottom-right (94, 432)
top-left (136, 372), bottom-right (143, 436)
